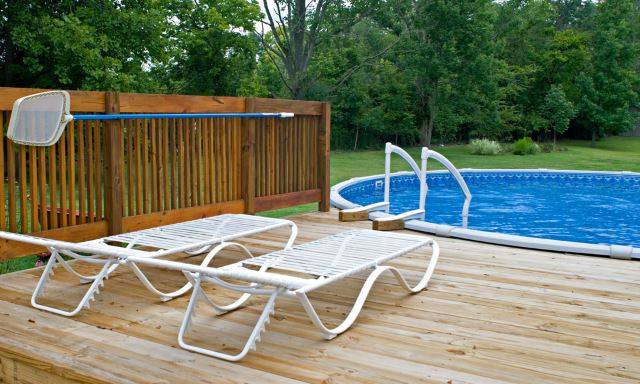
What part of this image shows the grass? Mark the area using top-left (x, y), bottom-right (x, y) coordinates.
top-left (3, 136), bottom-right (639, 274)
top-left (329, 137), bottom-right (640, 183)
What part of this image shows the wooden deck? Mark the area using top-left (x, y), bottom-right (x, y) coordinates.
top-left (0, 210), bottom-right (639, 383)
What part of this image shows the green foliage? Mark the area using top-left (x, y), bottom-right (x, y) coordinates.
top-left (0, 0), bottom-right (262, 95)
top-left (584, 0), bottom-right (640, 138)
top-left (469, 139), bottom-right (503, 155)
top-left (542, 84), bottom-right (576, 140)
top-left (160, 0), bottom-right (262, 95)
top-left (513, 137), bottom-right (541, 155)
top-left (398, 0), bottom-right (500, 146)
top-left (1, 0), bottom-right (639, 147)
top-left (1, 1), bottom-right (172, 91)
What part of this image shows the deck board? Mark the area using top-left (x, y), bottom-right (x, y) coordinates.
top-left (0, 210), bottom-right (639, 383)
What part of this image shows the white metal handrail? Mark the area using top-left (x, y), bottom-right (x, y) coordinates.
top-left (423, 149), bottom-right (472, 228)
top-left (341, 142), bottom-right (471, 228)
top-left (340, 142), bottom-right (425, 218)
top-left (383, 143), bottom-right (427, 219)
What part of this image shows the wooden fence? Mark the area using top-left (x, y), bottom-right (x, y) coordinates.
top-left (0, 87), bottom-right (330, 260)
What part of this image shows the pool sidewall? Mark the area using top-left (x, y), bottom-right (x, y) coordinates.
top-left (330, 169), bottom-right (640, 260)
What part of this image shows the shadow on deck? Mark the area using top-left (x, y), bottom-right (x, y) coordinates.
top-left (0, 210), bottom-right (639, 383)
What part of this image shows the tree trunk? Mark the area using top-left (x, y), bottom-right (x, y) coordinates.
top-left (420, 94), bottom-right (437, 147)
top-left (353, 127), bottom-right (359, 151)
top-left (553, 130), bottom-right (556, 148)
top-left (420, 117), bottom-right (434, 147)
top-left (591, 129), bottom-right (597, 147)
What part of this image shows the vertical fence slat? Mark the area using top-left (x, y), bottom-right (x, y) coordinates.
top-left (211, 119), bottom-right (216, 202)
top-left (156, 119), bottom-right (162, 211)
top-left (162, 120), bottom-right (171, 210)
top-left (189, 120), bottom-right (196, 206)
top-left (177, 119), bottom-right (185, 208)
top-left (18, 146), bottom-right (27, 233)
top-left (37, 148), bottom-right (47, 230)
top-left (319, 102), bottom-right (331, 211)
top-left (170, 119), bottom-right (177, 210)
top-left (78, 121), bottom-right (86, 224)
top-left (169, 119), bottom-right (178, 209)
top-left (277, 118), bottom-right (284, 195)
top-left (288, 118), bottom-right (294, 193)
top-left (0, 115), bottom-right (5, 230)
top-left (242, 98), bottom-right (256, 213)
top-left (203, 119), bottom-right (210, 204)
top-left (67, 123), bottom-right (76, 226)
top-left (142, 119), bottom-right (150, 214)
top-left (135, 120), bottom-right (142, 215)
top-left (127, 121), bottom-right (134, 216)
top-left (94, 122), bottom-right (103, 220)
top-left (59, 125), bottom-right (67, 227)
top-left (307, 117), bottom-right (313, 189)
top-left (7, 138), bottom-right (16, 232)
top-left (29, 148), bottom-right (38, 232)
top-left (233, 120), bottom-right (239, 200)
top-left (49, 143), bottom-right (57, 229)
top-left (104, 92), bottom-right (124, 235)
top-left (215, 118), bottom-right (220, 202)
top-left (199, 119), bottom-right (204, 204)
top-left (186, 118), bottom-right (191, 207)
top-left (152, 119), bottom-right (159, 212)
top-left (86, 122), bottom-right (94, 222)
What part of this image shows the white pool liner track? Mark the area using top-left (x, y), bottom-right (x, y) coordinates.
top-left (331, 169), bottom-right (640, 260)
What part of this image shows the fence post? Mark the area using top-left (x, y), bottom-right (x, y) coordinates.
top-left (242, 97), bottom-right (256, 214)
top-left (319, 102), bottom-right (331, 212)
top-left (104, 92), bottom-right (124, 234)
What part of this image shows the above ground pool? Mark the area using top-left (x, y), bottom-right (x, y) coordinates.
top-left (331, 170), bottom-right (640, 259)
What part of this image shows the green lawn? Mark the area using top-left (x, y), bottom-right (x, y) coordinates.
top-left (2, 137), bottom-right (639, 274)
top-left (329, 137), bottom-right (640, 185)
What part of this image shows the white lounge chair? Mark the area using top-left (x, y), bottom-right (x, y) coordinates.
top-left (127, 229), bottom-right (439, 361)
top-left (0, 214), bottom-right (297, 316)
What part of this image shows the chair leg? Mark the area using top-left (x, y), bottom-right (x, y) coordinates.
top-left (52, 252), bottom-right (118, 284)
top-left (284, 222), bottom-right (298, 250)
top-left (126, 261), bottom-right (193, 302)
top-left (31, 255), bottom-right (116, 317)
top-left (177, 276), bottom-right (280, 361)
top-left (297, 243), bottom-right (439, 340)
top-left (126, 241), bottom-right (257, 302)
top-left (296, 267), bottom-right (387, 340)
top-left (184, 244), bottom-right (214, 256)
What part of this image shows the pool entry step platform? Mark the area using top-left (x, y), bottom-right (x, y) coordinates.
top-left (338, 142), bottom-right (471, 231)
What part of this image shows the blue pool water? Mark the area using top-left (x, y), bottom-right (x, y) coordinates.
top-left (339, 171), bottom-right (640, 247)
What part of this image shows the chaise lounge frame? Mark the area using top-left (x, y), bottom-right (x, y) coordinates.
top-left (128, 229), bottom-right (439, 361)
top-left (0, 214), bottom-right (297, 317)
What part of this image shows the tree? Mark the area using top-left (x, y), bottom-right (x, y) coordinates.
top-left (494, 0), bottom-right (557, 138)
top-left (542, 84), bottom-right (576, 145)
top-left (161, 0), bottom-right (263, 96)
top-left (258, 0), bottom-right (396, 99)
top-left (397, 0), bottom-right (500, 146)
top-left (584, 0), bottom-right (640, 144)
top-left (1, 0), bottom-right (170, 91)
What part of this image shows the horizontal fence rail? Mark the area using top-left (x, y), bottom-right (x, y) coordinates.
top-left (0, 87), bottom-right (330, 259)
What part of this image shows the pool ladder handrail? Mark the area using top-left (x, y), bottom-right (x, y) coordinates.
top-left (339, 143), bottom-right (472, 230)
top-left (423, 148), bottom-right (472, 228)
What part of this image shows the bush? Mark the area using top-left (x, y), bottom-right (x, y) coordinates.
top-left (513, 137), bottom-right (541, 155)
top-left (469, 138), bottom-right (502, 155)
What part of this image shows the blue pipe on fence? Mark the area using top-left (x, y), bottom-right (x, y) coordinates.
top-left (73, 112), bottom-right (294, 120)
